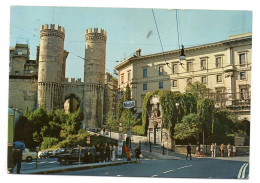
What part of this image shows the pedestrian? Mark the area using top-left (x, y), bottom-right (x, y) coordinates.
top-left (109, 144), bottom-right (113, 160)
top-left (213, 143), bottom-right (217, 157)
top-left (105, 143), bottom-right (110, 162)
top-left (96, 144), bottom-right (100, 163)
top-left (233, 145), bottom-right (236, 157)
top-left (123, 144), bottom-right (127, 161)
top-left (12, 137), bottom-right (25, 174)
top-left (186, 143), bottom-right (192, 160)
top-left (83, 146), bottom-right (90, 164)
top-left (99, 145), bottom-right (105, 162)
top-left (220, 143), bottom-right (224, 157)
top-left (135, 145), bottom-right (141, 164)
top-left (89, 145), bottom-right (96, 163)
top-left (227, 143), bottom-right (231, 157)
top-left (210, 143), bottom-right (214, 158)
top-left (111, 144), bottom-right (116, 161)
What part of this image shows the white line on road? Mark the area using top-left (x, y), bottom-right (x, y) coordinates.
top-left (151, 175), bottom-right (158, 177)
top-left (242, 163), bottom-right (249, 179)
top-left (237, 163), bottom-right (248, 179)
top-left (163, 169), bottom-right (174, 174)
top-left (49, 161), bottom-right (57, 164)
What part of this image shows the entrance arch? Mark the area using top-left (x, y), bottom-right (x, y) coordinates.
top-left (63, 94), bottom-right (80, 113)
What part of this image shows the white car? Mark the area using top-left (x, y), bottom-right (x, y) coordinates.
top-left (22, 148), bottom-right (37, 162)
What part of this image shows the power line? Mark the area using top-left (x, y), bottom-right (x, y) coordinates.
top-left (152, 9), bottom-right (171, 69)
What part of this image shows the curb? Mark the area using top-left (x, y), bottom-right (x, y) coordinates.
top-left (22, 161), bottom-right (134, 175)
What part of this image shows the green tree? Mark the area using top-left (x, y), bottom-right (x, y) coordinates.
top-left (185, 81), bottom-right (211, 99)
top-left (174, 113), bottom-right (201, 142)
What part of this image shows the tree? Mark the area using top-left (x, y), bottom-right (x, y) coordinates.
top-left (185, 81), bottom-right (211, 99)
top-left (174, 113), bottom-right (201, 142)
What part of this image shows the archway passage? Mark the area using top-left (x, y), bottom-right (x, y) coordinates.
top-left (63, 94), bottom-right (80, 113)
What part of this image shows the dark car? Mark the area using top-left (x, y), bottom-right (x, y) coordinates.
top-left (39, 151), bottom-right (52, 159)
top-left (58, 148), bottom-right (89, 165)
top-left (55, 148), bottom-right (71, 157)
top-left (49, 149), bottom-right (60, 158)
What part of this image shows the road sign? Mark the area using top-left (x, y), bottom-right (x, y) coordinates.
top-left (87, 137), bottom-right (90, 141)
top-left (123, 101), bottom-right (135, 109)
top-left (119, 126), bottom-right (123, 131)
top-left (119, 122), bottom-right (122, 127)
top-left (165, 133), bottom-right (168, 139)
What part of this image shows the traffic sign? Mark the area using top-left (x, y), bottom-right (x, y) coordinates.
top-left (119, 126), bottom-right (123, 131)
top-left (87, 137), bottom-right (90, 141)
top-left (123, 101), bottom-right (135, 109)
top-left (119, 122), bottom-right (122, 127)
top-left (165, 133), bottom-right (168, 139)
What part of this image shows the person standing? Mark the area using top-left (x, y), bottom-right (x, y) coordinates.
top-left (12, 138), bottom-right (25, 174)
top-left (233, 145), bottom-right (237, 157)
top-left (227, 143), bottom-right (231, 157)
top-left (213, 143), bottom-right (217, 158)
top-left (89, 145), bottom-right (96, 163)
top-left (111, 144), bottom-right (116, 161)
top-left (220, 143), bottom-right (224, 157)
top-left (186, 143), bottom-right (192, 160)
top-left (105, 143), bottom-right (110, 162)
top-left (210, 143), bottom-right (214, 158)
top-left (135, 145), bottom-right (141, 164)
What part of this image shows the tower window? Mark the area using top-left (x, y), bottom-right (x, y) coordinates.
top-left (172, 80), bottom-right (178, 87)
top-left (143, 68), bottom-right (147, 78)
top-left (143, 83), bottom-right (147, 91)
top-left (159, 82), bottom-right (163, 89)
top-left (159, 66), bottom-right (163, 76)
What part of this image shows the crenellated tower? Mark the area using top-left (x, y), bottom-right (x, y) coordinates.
top-left (38, 24), bottom-right (66, 111)
top-left (84, 28), bottom-right (107, 129)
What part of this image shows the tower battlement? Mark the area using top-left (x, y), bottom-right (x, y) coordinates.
top-left (41, 24), bottom-right (65, 33)
top-left (85, 28), bottom-right (107, 36)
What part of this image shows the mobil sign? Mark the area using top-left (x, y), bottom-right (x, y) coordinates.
top-left (123, 101), bottom-right (135, 109)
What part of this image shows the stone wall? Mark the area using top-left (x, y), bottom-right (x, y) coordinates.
top-left (9, 79), bottom-right (38, 113)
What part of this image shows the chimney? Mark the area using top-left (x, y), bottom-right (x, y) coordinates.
top-left (136, 49), bottom-right (141, 57)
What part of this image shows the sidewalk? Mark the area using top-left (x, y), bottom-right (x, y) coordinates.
top-left (20, 161), bottom-right (133, 174)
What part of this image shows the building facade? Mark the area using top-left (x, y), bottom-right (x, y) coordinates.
top-left (9, 24), bottom-right (113, 129)
top-left (115, 33), bottom-right (252, 122)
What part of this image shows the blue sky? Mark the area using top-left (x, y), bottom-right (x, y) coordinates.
top-left (10, 7), bottom-right (252, 80)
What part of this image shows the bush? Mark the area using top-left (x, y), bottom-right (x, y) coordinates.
top-left (41, 137), bottom-right (59, 150)
top-left (132, 125), bottom-right (145, 135)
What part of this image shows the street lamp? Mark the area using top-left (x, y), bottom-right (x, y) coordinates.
top-left (180, 45), bottom-right (186, 61)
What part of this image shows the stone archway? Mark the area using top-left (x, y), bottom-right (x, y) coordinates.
top-left (63, 94), bottom-right (80, 113)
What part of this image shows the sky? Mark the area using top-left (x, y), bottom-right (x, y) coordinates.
top-left (1, 0), bottom-right (260, 183)
top-left (9, 6), bottom-right (252, 80)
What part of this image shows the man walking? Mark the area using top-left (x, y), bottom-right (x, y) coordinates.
top-left (12, 137), bottom-right (25, 174)
top-left (213, 143), bottom-right (217, 158)
top-left (186, 143), bottom-right (192, 160)
top-left (210, 143), bottom-right (214, 157)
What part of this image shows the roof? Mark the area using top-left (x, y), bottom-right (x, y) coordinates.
top-left (115, 32), bottom-right (252, 71)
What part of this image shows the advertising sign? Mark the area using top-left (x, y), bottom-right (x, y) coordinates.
top-left (123, 101), bottom-right (135, 109)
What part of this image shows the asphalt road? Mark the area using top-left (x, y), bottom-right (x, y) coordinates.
top-left (50, 157), bottom-right (249, 179)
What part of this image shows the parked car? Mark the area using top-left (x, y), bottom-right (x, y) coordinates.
top-left (39, 150), bottom-right (52, 159)
top-left (55, 148), bottom-right (71, 157)
top-left (58, 148), bottom-right (88, 165)
top-left (49, 149), bottom-right (60, 158)
top-left (22, 148), bottom-right (37, 162)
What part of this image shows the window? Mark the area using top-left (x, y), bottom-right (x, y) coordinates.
top-left (216, 75), bottom-right (222, 82)
top-left (143, 83), bottom-right (147, 91)
top-left (172, 64), bottom-right (178, 74)
top-left (216, 57), bottom-right (222, 68)
top-left (201, 59), bottom-right (207, 70)
top-left (15, 71), bottom-right (19, 75)
top-left (121, 74), bottom-right (124, 84)
top-left (239, 53), bottom-right (246, 66)
top-left (143, 68), bottom-right (147, 78)
top-left (187, 62), bottom-right (192, 72)
top-left (201, 76), bottom-right (207, 84)
top-left (240, 86), bottom-right (249, 100)
top-left (127, 71), bottom-right (131, 82)
top-left (172, 80), bottom-right (178, 87)
top-left (215, 89), bottom-right (224, 103)
top-left (159, 82), bottom-right (163, 89)
top-left (187, 78), bottom-right (192, 84)
top-left (159, 66), bottom-right (163, 76)
top-left (240, 72), bottom-right (246, 80)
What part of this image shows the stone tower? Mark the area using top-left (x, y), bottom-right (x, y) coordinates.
top-left (38, 24), bottom-right (65, 111)
top-left (84, 28), bottom-right (107, 129)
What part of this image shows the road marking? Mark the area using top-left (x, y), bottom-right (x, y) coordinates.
top-left (237, 163), bottom-right (248, 179)
top-left (49, 161), bottom-right (57, 164)
top-left (242, 163), bottom-right (249, 179)
top-left (116, 175), bottom-right (123, 177)
top-left (163, 169), bottom-right (174, 174)
top-left (151, 175), bottom-right (158, 177)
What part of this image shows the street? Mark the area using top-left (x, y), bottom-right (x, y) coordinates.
top-left (50, 157), bottom-right (249, 179)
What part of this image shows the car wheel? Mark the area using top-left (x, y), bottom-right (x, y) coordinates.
top-left (60, 158), bottom-right (66, 165)
top-left (26, 156), bottom-right (33, 162)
